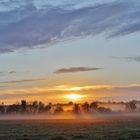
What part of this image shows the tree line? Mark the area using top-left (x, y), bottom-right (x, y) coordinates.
top-left (0, 100), bottom-right (139, 114)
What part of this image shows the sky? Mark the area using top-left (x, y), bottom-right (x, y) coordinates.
top-left (0, 0), bottom-right (140, 104)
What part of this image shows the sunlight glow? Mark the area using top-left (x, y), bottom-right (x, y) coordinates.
top-left (66, 93), bottom-right (83, 101)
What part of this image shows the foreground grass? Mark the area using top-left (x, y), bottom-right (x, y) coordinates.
top-left (0, 116), bottom-right (139, 140)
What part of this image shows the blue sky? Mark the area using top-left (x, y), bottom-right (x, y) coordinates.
top-left (0, 0), bottom-right (140, 103)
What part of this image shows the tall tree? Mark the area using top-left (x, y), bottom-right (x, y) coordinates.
top-left (125, 101), bottom-right (137, 112)
top-left (21, 100), bottom-right (27, 112)
top-left (82, 102), bottom-right (90, 113)
top-left (73, 104), bottom-right (80, 114)
top-left (90, 102), bottom-right (98, 112)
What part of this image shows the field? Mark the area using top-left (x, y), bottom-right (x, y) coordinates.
top-left (0, 115), bottom-right (140, 140)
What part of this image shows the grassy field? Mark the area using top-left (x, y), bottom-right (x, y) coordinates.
top-left (0, 116), bottom-right (140, 140)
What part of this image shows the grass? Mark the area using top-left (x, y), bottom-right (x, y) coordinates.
top-left (0, 117), bottom-right (139, 140)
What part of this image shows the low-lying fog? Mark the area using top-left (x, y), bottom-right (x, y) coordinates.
top-left (0, 112), bottom-right (139, 122)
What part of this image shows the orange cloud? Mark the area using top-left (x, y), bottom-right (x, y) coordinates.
top-left (0, 84), bottom-right (140, 104)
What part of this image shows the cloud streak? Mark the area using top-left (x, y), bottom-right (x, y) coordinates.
top-left (0, 77), bottom-right (48, 84)
top-left (124, 56), bottom-right (140, 62)
top-left (0, 84), bottom-right (140, 101)
top-left (0, 71), bottom-right (29, 77)
top-left (54, 67), bottom-right (102, 74)
top-left (0, 71), bottom-right (16, 77)
top-left (0, 0), bottom-right (140, 53)
top-left (112, 56), bottom-right (140, 62)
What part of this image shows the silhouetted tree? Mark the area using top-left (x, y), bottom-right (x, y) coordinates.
top-left (54, 104), bottom-right (63, 114)
top-left (38, 101), bottom-right (45, 113)
top-left (125, 101), bottom-right (137, 112)
top-left (7, 104), bottom-right (20, 113)
top-left (21, 100), bottom-right (27, 112)
top-left (45, 102), bottom-right (52, 113)
top-left (32, 101), bottom-right (38, 113)
top-left (0, 100), bottom-right (139, 114)
top-left (82, 102), bottom-right (90, 113)
top-left (90, 102), bottom-right (98, 112)
top-left (0, 102), bottom-right (5, 113)
top-left (68, 101), bottom-right (73, 105)
top-left (73, 104), bottom-right (80, 114)
top-left (97, 107), bottom-right (111, 113)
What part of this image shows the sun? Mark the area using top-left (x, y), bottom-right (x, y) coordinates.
top-left (66, 93), bottom-right (82, 101)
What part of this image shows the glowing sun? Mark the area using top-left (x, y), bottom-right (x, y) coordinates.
top-left (66, 93), bottom-right (83, 101)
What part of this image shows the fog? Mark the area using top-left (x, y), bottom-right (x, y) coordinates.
top-left (98, 103), bottom-right (126, 111)
top-left (0, 112), bottom-right (139, 122)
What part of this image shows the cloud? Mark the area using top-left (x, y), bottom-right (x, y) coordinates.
top-left (0, 71), bottom-right (11, 77)
top-left (0, 0), bottom-right (140, 53)
top-left (112, 56), bottom-right (140, 62)
top-left (1, 71), bottom-right (17, 74)
top-left (0, 77), bottom-right (48, 84)
top-left (0, 71), bottom-right (28, 77)
top-left (54, 67), bottom-right (102, 74)
top-left (9, 71), bottom-right (17, 74)
top-left (0, 84), bottom-right (140, 101)
top-left (124, 56), bottom-right (140, 62)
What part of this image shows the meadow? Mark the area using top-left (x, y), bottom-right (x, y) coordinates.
top-left (0, 115), bottom-right (139, 140)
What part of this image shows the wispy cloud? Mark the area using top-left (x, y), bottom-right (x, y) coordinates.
top-left (9, 71), bottom-right (17, 74)
top-left (0, 71), bottom-right (28, 77)
top-left (0, 84), bottom-right (140, 101)
top-left (0, 77), bottom-right (48, 84)
top-left (124, 56), bottom-right (140, 62)
top-left (0, 0), bottom-right (140, 53)
top-left (54, 67), bottom-right (102, 74)
top-left (112, 56), bottom-right (140, 62)
top-left (0, 71), bottom-right (16, 77)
